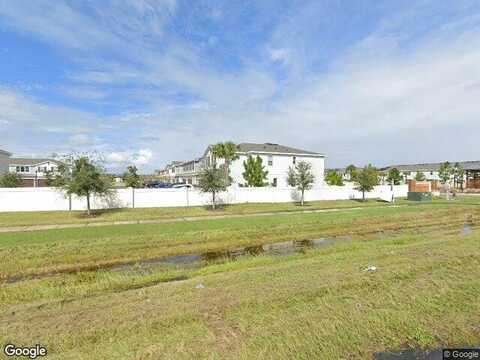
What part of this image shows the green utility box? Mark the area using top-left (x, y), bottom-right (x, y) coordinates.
top-left (407, 192), bottom-right (432, 201)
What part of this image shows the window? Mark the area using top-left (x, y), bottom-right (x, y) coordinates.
top-left (16, 166), bottom-right (20, 172)
top-left (272, 178), bottom-right (277, 187)
top-left (268, 155), bottom-right (273, 166)
top-left (293, 156), bottom-right (296, 164)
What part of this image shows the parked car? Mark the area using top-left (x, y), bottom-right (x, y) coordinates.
top-left (172, 183), bottom-right (193, 188)
top-left (145, 181), bottom-right (173, 188)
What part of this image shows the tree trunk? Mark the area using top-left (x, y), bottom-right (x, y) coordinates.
top-left (362, 190), bottom-right (365, 201)
top-left (225, 159), bottom-right (230, 187)
top-left (86, 193), bottom-right (91, 215)
top-left (301, 189), bottom-right (304, 206)
top-left (212, 191), bottom-right (216, 210)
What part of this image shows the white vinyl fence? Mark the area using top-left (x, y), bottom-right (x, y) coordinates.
top-left (0, 184), bottom-right (408, 212)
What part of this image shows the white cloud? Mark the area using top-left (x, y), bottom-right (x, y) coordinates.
top-left (133, 149), bottom-right (153, 166)
top-left (0, 87), bottom-right (97, 134)
top-left (105, 152), bottom-right (130, 163)
top-left (269, 48), bottom-right (290, 64)
top-left (1, 1), bottom-right (480, 171)
top-left (68, 133), bottom-right (92, 146)
top-left (105, 149), bottom-right (153, 167)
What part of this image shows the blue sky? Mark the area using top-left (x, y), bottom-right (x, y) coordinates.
top-left (1, 0), bottom-right (480, 172)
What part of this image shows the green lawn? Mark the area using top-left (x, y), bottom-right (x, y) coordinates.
top-left (0, 199), bottom-right (407, 228)
top-left (0, 197), bottom-right (479, 359)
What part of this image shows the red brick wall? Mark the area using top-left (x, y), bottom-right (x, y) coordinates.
top-left (408, 180), bottom-right (431, 192)
top-left (467, 179), bottom-right (480, 189)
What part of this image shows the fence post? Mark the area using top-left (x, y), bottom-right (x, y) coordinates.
top-left (186, 186), bottom-right (189, 207)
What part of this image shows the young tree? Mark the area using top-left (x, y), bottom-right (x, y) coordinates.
top-left (439, 161), bottom-right (453, 200)
top-left (345, 164), bottom-right (358, 182)
top-left (387, 168), bottom-right (402, 185)
top-left (123, 165), bottom-right (142, 208)
top-left (414, 172), bottom-right (426, 182)
top-left (242, 155), bottom-right (268, 187)
top-left (199, 165), bottom-right (226, 210)
top-left (0, 172), bottom-right (22, 187)
top-left (325, 170), bottom-right (344, 186)
top-left (211, 141), bottom-right (239, 187)
top-left (355, 165), bottom-right (379, 201)
top-left (453, 162), bottom-right (465, 190)
top-left (287, 161), bottom-right (315, 206)
top-left (53, 157), bottom-right (113, 215)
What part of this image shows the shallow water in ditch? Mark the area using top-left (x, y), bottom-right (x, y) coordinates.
top-left (4, 236), bottom-right (353, 284)
top-left (460, 223), bottom-right (473, 236)
top-left (112, 236), bottom-right (353, 272)
top-left (4, 222), bottom-right (476, 284)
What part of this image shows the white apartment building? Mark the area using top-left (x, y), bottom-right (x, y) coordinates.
top-left (0, 149), bottom-right (11, 174)
top-left (174, 158), bottom-right (203, 185)
top-left (157, 161), bottom-right (185, 183)
top-left (163, 142), bottom-right (325, 188)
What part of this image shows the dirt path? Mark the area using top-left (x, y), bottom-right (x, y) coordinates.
top-left (0, 204), bottom-right (405, 234)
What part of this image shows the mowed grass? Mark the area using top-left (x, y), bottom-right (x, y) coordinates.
top-left (0, 198), bottom-right (408, 228)
top-left (0, 197), bottom-right (479, 359)
top-left (0, 199), bottom-right (478, 280)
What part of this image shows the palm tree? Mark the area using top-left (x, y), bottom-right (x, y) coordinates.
top-left (211, 141), bottom-right (239, 187)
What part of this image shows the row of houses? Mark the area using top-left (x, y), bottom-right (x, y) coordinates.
top-left (381, 161), bottom-right (480, 190)
top-left (332, 161), bottom-right (480, 190)
top-left (157, 142), bottom-right (326, 188)
top-left (0, 142), bottom-right (327, 189)
top-left (0, 149), bottom-right (62, 187)
top-left (3, 143), bottom-right (479, 190)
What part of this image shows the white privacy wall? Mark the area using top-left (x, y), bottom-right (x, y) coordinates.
top-left (0, 185), bottom-right (408, 212)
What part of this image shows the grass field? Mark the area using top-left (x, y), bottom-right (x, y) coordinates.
top-left (0, 199), bottom-right (407, 228)
top-left (1, 197), bottom-right (479, 359)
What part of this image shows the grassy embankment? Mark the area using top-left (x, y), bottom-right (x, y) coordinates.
top-left (0, 197), bottom-right (479, 359)
top-left (0, 199), bottom-right (407, 228)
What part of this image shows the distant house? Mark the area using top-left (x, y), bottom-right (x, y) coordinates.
top-left (382, 160), bottom-right (480, 190)
top-left (160, 142), bottom-right (325, 188)
top-left (229, 143), bottom-right (324, 188)
top-left (464, 161), bottom-right (480, 189)
top-left (8, 158), bottom-right (63, 187)
top-left (0, 149), bottom-right (12, 174)
top-left (174, 158), bottom-right (203, 185)
top-left (156, 160), bottom-right (185, 183)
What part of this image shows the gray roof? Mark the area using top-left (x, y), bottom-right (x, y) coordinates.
top-left (236, 143), bottom-right (324, 156)
top-left (462, 161), bottom-right (480, 170)
top-left (383, 160), bottom-right (480, 172)
top-left (9, 158), bottom-right (62, 166)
